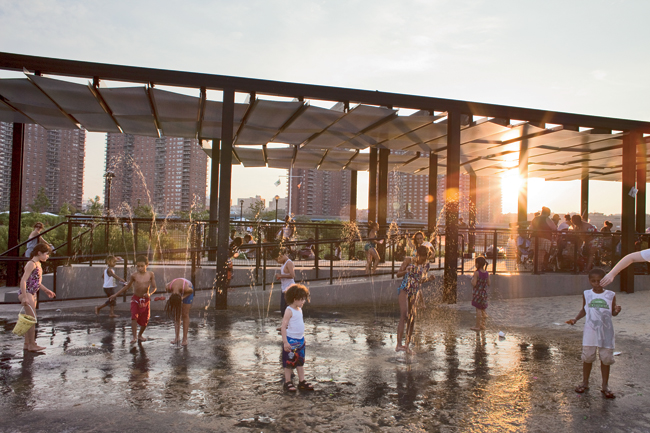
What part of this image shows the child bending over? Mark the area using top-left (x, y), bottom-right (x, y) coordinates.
top-left (165, 278), bottom-right (194, 346)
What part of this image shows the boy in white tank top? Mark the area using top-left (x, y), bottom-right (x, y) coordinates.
top-left (567, 268), bottom-right (621, 398)
top-left (281, 284), bottom-right (314, 392)
top-left (95, 255), bottom-right (126, 318)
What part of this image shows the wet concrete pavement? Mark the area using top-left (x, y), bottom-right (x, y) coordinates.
top-left (2, 303), bottom-right (650, 432)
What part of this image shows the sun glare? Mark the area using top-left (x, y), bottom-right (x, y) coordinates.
top-left (501, 170), bottom-right (524, 214)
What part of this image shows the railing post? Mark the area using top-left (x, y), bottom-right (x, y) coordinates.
top-left (533, 230), bottom-right (539, 274)
top-left (492, 229), bottom-right (498, 275)
top-left (123, 256), bottom-right (128, 303)
top-left (67, 220), bottom-right (73, 259)
top-left (262, 245), bottom-right (267, 291)
top-left (329, 242), bottom-right (334, 285)
top-left (134, 222), bottom-right (139, 255)
top-left (255, 235), bottom-right (261, 285)
top-left (460, 236), bottom-right (465, 275)
top-left (314, 226), bottom-right (319, 279)
top-left (89, 224), bottom-right (94, 266)
top-left (391, 237), bottom-right (395, 279)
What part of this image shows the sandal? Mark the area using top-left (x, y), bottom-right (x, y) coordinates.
top-left (298, 380), bottom-right (314, 391)
top-left (283, 381), bottom-right (297, 392)
top-left (601, 389), bottom-right (615, 399)
top-left (575, 385), bottom-right (589, 394)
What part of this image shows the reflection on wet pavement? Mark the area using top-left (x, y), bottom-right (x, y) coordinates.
top-left (1, 306), bottom-right (650, 432)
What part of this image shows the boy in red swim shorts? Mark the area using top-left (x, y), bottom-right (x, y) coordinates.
top-left (110, 255), bottom-right (157, 344)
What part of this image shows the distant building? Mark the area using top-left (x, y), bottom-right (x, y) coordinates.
top-left (0, 122), bottom-right (84, 212)
top-left (231, 195), bottom-right (265, 216)
top-left (105, 133), bottom-right (207, 214)
top-left (288, 169), bottom-right (351, 218)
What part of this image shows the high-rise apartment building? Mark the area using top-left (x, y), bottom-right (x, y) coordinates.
top-left (385, 172), bottom-right (505, 225)
top-left (0, 122), bottom-right (85, 212)
top-left (288, 168), bottom-right (351, 218)
top-left (105, 133), bottom-right (207, 214)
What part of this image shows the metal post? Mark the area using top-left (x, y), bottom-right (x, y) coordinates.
top-left (215, 88), bottom-right (235, 308)
top-left (67, 220), bottom-right (73, 258)
top-left (7, 123), bottom-right (25, 287)
top-left (428, 152), bottom-right (438, 236)
top-left (208, 139), bottom-right (220, 261)
top-left (621, 131), bottom-right (640, 293)
top-left (636, 142), bottom-right (647, 234)
top-left (581, 165), bottom-right (589, 221)
top-left (492, 230), bottom-right (498, 275)
top-left (89, 225), bottom-right (94, 266)
top-left (518, 125), bottom-right (530, 229)
top-left (255, 235), bottom-right (261, 285)
top-left (329, 242), bottom-right (334, 285)
top-left (391, 240), bottom-right (395, 279)
top-left (469, 172), bottom-right (477, 254)
top-left (315, 226), bottom-right (319, 279)
top-left (349, 170), bottom-right (357, 260)
top-left (443, 110), bottom-right (461, 304)
top-left (368, 148), bottom-right (378, 223)
top-left (533, 230), bottom-right (539, 274)
top-left (377, 148), bottom-right (389, 262)
top-left (262, 245), bottom-right (267, 291)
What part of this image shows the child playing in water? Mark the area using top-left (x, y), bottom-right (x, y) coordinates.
top-left (365, 222), bottom-right (381, 274)
top-left (275, 248), bottom-right (295, 317)
top-left (471, 257), bottom-right (490, 331)
top-left (395, 245), bottom-right (432, 354)
top-left (110, 255), bottom-right (157, 344)
top-left (165, 278), bottom-right (194, 346)
top-left (567, 268), bottom-right (621, 399)
top-left (18, 243), bottom-right (56, 352)
top-left (281, 283), bottom-right (314, 392)
top-left (95, 255), bottom-right (126, 318)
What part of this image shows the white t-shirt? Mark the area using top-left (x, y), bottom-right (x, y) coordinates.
top-left (583, 289), bottom-right (615, 349)
top-left (557, 222), bottom-right (570, 231)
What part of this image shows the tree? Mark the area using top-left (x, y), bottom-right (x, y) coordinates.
top-left (58, 202), bottom-right (76, 216)
top-left (86, 196), bottom-right (104, 216)
top-left (29, 187), bottom-right (51, 213)
top-left (134, 204), bottom-right (155, 219)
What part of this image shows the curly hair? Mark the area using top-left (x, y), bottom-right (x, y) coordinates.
top-left (164, 293), bottom-right (183, 322)
top-left (284, 283), bottom-right (310, 304)
top-left (136, 255), bottom-right (149, 265)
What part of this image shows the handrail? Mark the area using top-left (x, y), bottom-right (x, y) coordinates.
top-left (0, 220), bottom-right (68, 256)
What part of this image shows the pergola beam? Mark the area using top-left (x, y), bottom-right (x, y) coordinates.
top-left (2, 52), bottom-right (649, 133)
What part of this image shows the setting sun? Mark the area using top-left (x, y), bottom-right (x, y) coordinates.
top-left (501, 169), bottom-right (525, 214)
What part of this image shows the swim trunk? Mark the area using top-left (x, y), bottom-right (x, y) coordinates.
top-left (582, 346), bottom-right (615, 365)
top-left (364, 242), bottom-right (376, 252)
top-left (130, 295), bottom-right (150, 327)
top-left (182, 292), bottom-right (194, 305)
top-left (282, 336), bottom-right (305, 369)
top-left (103, 286), bottom-right (117, 307)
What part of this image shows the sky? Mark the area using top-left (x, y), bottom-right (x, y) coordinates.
top-left (2, 0), bottom-right (649, 216)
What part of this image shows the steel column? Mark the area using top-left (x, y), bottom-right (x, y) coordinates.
top-left (7, 123), bottom-right (25, 286)
top-left (443, 111), bottom-right (461, 304)
top-left (368, 148), bottom-right (378, 224)
top-left (581, 164), bottom-right (589, 221)
top-left (469, 172), bottom-right (477, 254)
top-left (215, 90), bottom-right (235, 309)
top-left (349, 170), bottom-right (357, 260)
top-left (427, 152), bottom-right (438, 236)
top-left (377, 148), bottom-right (389, 261)
top-left (208, 139), bottom-right (220, 261)
top-left (621, 131), bottom-right (639, 293)
top-left (637, 142), bottom-right (647, 234)
top-left (518, 125), bottom-right (530, 228)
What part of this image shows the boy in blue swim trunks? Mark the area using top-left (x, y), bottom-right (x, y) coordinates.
top-left (164, 278), bottom-right (194, 346)
top-left (281, 284), bottom-right (314, 392)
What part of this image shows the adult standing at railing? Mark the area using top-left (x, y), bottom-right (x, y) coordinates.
top-left (24, 222), bottom-right (53, 258)
top-left (571, 214), bottom-right (597, 271)
top-left (531, 207), bottom-right (556, 272)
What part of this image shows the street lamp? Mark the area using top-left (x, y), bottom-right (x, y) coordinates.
top-left (239, 199), bottom-right (244, 222)
top-left (274, 195), bottom-right (280, 222)
top-left (104, 170), bottom-right (115, 252)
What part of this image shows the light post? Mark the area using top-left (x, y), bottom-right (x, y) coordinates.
top-left (104, 170), bottom-right (115, 251)
top-left (275, 195), bottom-right (280, 222)
top-left (239, 199), bottom-right (244, 222)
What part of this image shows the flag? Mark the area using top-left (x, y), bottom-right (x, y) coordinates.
top-left (274, 179), bottom-right (281, 187)
top-left (297, 182), bottom-right (302, 189)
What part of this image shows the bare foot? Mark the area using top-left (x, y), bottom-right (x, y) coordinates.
top-left (138, 336), bottom-right (147, 342)
top-left (405, 347), bottom-right (413, 355)
top-left (95, 306), bottom-right (100, 315)
top-left (130, 338), bottom-right (137, 344)
top-left (171, 339), bottom-right (179, 344)
top-left (109, 314), bottom-right (118, 318)
top-left (181, 340), bottom-right (188, 346)
top-left (27, 345), bottom-right (46, 352)
top-left (395, 345), bottom-right (406, 352)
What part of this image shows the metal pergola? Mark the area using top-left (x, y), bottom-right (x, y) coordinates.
top-left (1, 51), bottom-right (649, 303)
